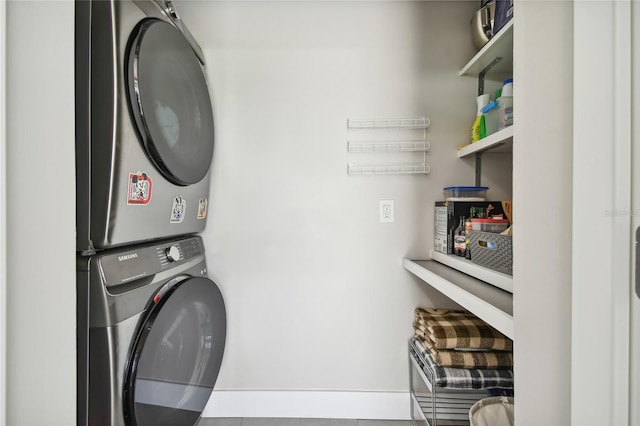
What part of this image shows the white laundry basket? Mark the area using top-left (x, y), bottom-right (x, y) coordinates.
top-left (469, 396), bottom-right (514, 426)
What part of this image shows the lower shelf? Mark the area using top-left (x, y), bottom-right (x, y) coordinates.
top-left (403, 258), bottom-right (513, 339)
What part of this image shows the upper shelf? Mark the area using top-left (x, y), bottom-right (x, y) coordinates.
top-left (459, 20), bottom-right (514, 80)
top-left (457, 126), bottom-right (514, 158)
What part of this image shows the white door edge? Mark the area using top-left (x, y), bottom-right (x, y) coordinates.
top-left (572, 1), bottom-right (632, 424)
top-left (630, 1), bottom-right (640, 424)
top-left (0, 1), bottom-right (7, 423)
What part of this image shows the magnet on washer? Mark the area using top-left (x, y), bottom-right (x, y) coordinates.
top-left (127, 172), bottom-right (153, 205)
top-left (197, 197), bottom-right (208, 220)
top-left (170, 195), bottom-right (186, 223)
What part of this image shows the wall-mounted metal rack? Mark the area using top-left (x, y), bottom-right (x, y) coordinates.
top-left (347, 140), bottom-right (431, 153)
top-left (347, 117), bottom-right (430, 130)
top-left (348, 163), bottom-right (431, 176)
top-left (346, 117), bottom-right (431, 176)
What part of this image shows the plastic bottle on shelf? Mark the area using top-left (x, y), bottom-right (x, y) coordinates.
top-left (482, 100), bottom-right (499, 137)
top-left (471, 94), bottom-right (490, 143)
top-left (454, 216), bottom-right (467, 257)
top-left (498, 78), bottom-right (513, 129)
top-left (464, 218), bottom-right (473, 259)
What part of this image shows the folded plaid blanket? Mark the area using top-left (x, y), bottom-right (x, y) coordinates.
top-left (410, 337), bottom-right (514, 389)
top-left (414, 334), bottom-right (513, 369)
top-left (414, 308), bottom-right (512, 351)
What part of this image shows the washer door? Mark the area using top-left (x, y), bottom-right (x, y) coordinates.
top-left (127, 19), bottom-right (214, 186)
top-left (123, 277), bottom-right (226, 426)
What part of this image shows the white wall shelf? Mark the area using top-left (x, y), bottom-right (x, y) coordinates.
top-left (347, 117), bottom-right (430, 129)
top-left (430, 250), bottom-right (512, 293)
top-left (403, 258), bottom-right (513, 339)
top-left (347, 140), bottom-right (430, 153)
top-left (347, 163), bottom-right (430, 175)
top-left (459, 20), bottom-right (514, 80)
top-left (457, 126), bottom-right (514, 158)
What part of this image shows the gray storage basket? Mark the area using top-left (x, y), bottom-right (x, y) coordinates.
top-left (468, 231), bottom-right (513, 275)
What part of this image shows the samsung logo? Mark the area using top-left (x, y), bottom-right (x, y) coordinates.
top-left (118, 253), bottom-right (138, 262)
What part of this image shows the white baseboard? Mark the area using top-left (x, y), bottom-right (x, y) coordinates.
top-left (201, 390), bottom-right (411, 420)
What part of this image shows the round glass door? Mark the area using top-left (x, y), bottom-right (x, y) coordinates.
top-left (123, 277), bottom-right (226, 426)
top-left (127, 19), bottom-right (215, 186)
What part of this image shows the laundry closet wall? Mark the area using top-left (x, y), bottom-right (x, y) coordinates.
top-left (176, 1), bottom-right (513, 418)
top-left (4, 1), bottom-right (76, 424)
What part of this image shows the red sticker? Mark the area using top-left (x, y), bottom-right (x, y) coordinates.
top-left (127, 172), bottom-right (153, 205)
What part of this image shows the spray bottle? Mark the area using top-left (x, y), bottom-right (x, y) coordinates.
top-left (471, 94), bottom-right (490, 143)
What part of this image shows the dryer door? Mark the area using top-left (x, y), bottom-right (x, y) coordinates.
top-left (127, 19), bottom-right (214, 186)
top-left (123, 276), bottom-right (226, 426)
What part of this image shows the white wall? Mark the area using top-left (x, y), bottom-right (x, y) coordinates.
top-left (176, 0), bottom-right (512, 418)
top-left (5, 1), bottom-right (76, 425)
top-left (513, 1), bottom-right (573, 425)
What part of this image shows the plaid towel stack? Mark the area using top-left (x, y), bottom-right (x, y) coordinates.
top-left (410, 337), bottom-right (514, 389)
top-left (413, 308), bottom-right (513, 369)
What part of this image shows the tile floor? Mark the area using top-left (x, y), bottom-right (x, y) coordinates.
top-left (197, 419), bottom-right (412, 426)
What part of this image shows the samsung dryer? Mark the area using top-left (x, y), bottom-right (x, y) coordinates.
top-left (76, 0), bottom-right (215, 253)
top-left (77, 235), bottom-right (226, 426)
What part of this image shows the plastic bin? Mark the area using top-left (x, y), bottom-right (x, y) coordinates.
top-left (443, 186), bottom-right (488, 201)
top-left (471, 218), bottom-right (509, 233)
top-left (468, 231), bottom-right (513, 275)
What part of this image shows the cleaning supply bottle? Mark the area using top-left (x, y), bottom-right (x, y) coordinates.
top-left (498, 78), bottom-right (513, 129)
top-left (471, 94), bottom-right (490, 143)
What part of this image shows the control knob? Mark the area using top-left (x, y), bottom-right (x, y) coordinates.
top-left (165, 245), bottom-right (181, 262)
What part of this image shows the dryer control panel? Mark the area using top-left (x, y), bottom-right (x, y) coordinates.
top-left (98, 236), bottom-right (204, 288)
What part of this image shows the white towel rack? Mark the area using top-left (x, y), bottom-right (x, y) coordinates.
top-left (346, 116), bottom-right (431, 176)
top-left (347, 117), bottom-right (431, 130)
top-left (348, 163), bottom-right (431, 176)
top-left (347, 140), bottom-right (431, 153)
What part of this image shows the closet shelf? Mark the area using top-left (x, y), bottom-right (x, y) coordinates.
top-left (459, 20), bottom-right (513, 79)
top-left (457, 126), bottom-right (514, 158)
top-left (347, 117), bottom-right (430, 130)
top-left (430, 250), bottom-right (512, 293)
top-left (348, 163), bottom-right (430, 175)
top-left (403, 258), bottom-right (513, 339)
top-left (347, 140), bottom-right (430, 153)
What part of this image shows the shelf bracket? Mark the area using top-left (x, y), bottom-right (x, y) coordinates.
top-left (474, 57), bottom-right (503, 183)
top-left (477, 57), bottom-right (503, 96)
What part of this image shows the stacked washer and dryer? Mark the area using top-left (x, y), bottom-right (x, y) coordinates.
top-left (75, 1), bottom-right (226, 425)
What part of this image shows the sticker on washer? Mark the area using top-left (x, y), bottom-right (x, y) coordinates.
top-left (170, 196), bottom-right (186, 223)
top-left (197, 198), bottom-right (208, 220)
top-left (127, 172), bottom-right (153, 205)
